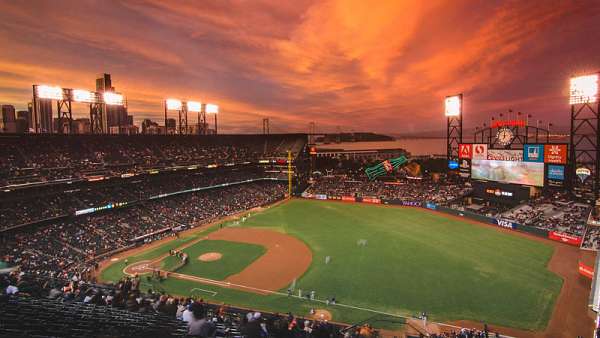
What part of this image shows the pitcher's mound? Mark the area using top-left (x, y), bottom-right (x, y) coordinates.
top-left (198, 252), bottom-right (223, 262)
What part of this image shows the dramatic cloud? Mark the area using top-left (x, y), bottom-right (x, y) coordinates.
top-left (0, 0), bottom-right (599, 134)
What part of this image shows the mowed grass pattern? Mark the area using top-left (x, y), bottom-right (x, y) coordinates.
top-left (240, 199), bottom-right (562, 330)
top-left (161, 240), bottom-right (265, 280)
top-left (100, 199), bottom-right (561, 330)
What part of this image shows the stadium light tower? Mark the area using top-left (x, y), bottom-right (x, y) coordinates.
top-left (187, 100), bottom-right (202, 135)
top-left (205, 103), bottom-right (219, 134)
top-left (568, 73), bottom-right (600, 203)
top-left (445, 94), bottom-right (463, 162)
top-left (165, 99), bottom-right (182, 135)
top-left (33, 84), bottom-right (74, 134)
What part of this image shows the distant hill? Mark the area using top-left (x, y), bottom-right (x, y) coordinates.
top-left (315, 132), bottom-right (394, 143)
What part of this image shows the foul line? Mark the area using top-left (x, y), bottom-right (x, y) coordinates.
top-left (157, 271), bottom-right (516, 337)
top-left (190, 287), bottom-right (218, 296)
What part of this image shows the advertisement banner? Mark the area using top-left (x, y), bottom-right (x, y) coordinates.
top-left (459, 159), bottom-right (471, 178)
top-left (459, 144), bottom-right (472, 159)
top-left (523, 144), bottom-right (544, 162)
top-left (492, 218), bottom-right (518, 230)
top-left (315, 194), bottom-right (327, 200)
top-left (544, 144), bottom-right (567, 164)
top-left (547, 165), bottom-right (565, 180)
top-left (579, 262), bottom-right (594, 279)
top-left (487, 149), bottom-right (523, 161)
top-left (448, 160), bottom-right (459, 170)
top-left (548, 231), bottom-right (582, 246)
top-left (472, 144), bottom-right (488, 160)
top-left (341, 196), bottom-right (356, 202)
top-left (362, 197), bottom-right (381, 204)
top-left (401, 201), bottom-right (422, 207)
top-left (425, 202), bottom-right (437, 210)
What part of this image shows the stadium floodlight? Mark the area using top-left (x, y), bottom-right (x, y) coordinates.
top-left (205, 103), bottom-right (219, 114)
top-left (570, 74), bottom-right (599, 105)
top-left (72, 89), bottom-right (97, 103)
top-left (36, 85), bottom-right (64, 100)
top-left (445, 95), bottom-right (461, 117)
top-left (187, 101), bottom-right (202, 112)
top-left (166, 98), bottom-right (182, 110)
top-left (103, 92), bottom-right (124, 105)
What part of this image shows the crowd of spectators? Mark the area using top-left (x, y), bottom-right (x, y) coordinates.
top-left (0, 134), bottom-right (306, 186)
top-left (500, 191), bottom-right (590, 237)
top-left (0, 270), bottom-right (354, 338)
top-left (0, 168), bottom-right (282, 230)
top-left (1, 180), bottom-right (287, 278)
top-left (582, 227), bottom-right (600, 250)
top-left (305, 175), bottom-right (470, 204)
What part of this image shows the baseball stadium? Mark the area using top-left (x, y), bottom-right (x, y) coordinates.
top-left (2, 2), bottom-right (600, 338)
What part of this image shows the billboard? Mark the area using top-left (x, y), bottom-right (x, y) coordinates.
top-left (492, 218), bottom-right (518, 230)
top-left (548, 231), bottom-right (582, 246)
top-left (472, 144), bottom-right (488, 160)
top-left (544, 144), bottom-right (567, 164)
top-left (523, 144), bottom-right (544, 162)
top-left (459, 144), bottom-right (472, 159)
top-left (487, 149), bottom-right (523, 161)
top-left (459, 159), bottom-right (471, 178)
top-left (471, 159), bottom-right (544, 186)
top-left (547, 165), bottom-right (565, 180)
top-left (448, 160), bottom-right (459, 170)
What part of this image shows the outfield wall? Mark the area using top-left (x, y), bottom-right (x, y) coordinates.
top-left (301, 193), bottom-right (583, 247)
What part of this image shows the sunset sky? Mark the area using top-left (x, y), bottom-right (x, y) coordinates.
top-left (0, 0), bottom-right (599, 134)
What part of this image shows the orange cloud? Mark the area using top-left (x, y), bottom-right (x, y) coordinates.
top-left (0, 0), bottom-right (598, 134)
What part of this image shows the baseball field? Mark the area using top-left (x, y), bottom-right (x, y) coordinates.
top-left (99, 199), bottom-right (564, 333)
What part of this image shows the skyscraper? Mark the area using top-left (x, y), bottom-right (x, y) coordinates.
top-left (37, 99), bottom-right (54, 133)
top-left (1, 105), bottom-right (16, 133)
top-left (96, 73), bottom-right (129, 132)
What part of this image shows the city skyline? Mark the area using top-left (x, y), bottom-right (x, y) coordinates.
top-left (0, 0), bottom-right (599, 134)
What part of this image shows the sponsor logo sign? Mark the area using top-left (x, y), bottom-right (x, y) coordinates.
top-left (459, 159), bottom-right (471, 178)
top-left (341, 196), bottom-right (356, 202)
top-left (485, 188), bottom-right (513, 197)
top-left (487, 149), bottom-right (523, 161)
top-left (301, 192), bottom-right (313, 198)
top-left (493, 218), bottom-right (517, 229)
top-left (448, 160), bottom-right (459, 170)
top-left (576, 167), bottom-right (591, 183)
top-left (459, 144), bottom-right (472, 159)
top-left (578, 262), bottom-right (594, 279)
top-left (544, 144), bottom-right (567, 164)
top-left (548, 231), bottom-right (582, 246)
top-left (547, 165), bottom-right (565, 181)
top-left (472, 144), bottom-right (488, 160)
top-left (425, 202), bottom-right (437, 210)
top-left (315, 194), bottom-right (327, 200)
top-left (491, 119), bottom-right (526, 128)
top-left (362, 197), bottom-right (381, 204)
top-left (401, 201), bottom-right (422, 207)
top-left (523, 144), bottom-right (544, 162)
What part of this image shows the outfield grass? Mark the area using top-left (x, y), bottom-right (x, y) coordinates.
top-left (162, 240), bottom-right (265, 280)
top-left (101, 199), bottom-right (562, 330)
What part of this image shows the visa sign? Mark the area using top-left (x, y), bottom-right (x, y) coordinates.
top-left (493, 218), bottom-right (517, 229)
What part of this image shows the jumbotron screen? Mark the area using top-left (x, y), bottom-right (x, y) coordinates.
top-left (471, 159), bottom-right (544, 187)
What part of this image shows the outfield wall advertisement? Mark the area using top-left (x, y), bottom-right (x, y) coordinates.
top-left (548, 231), bottom-right (582, 246)
top-left (303, 195), bottom-right (585, 247)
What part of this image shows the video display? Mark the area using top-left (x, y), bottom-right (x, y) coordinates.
top-left (471, 159), bottom-right (544, 187)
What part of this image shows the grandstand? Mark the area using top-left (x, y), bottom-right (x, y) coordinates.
top-left (0, 128), bottom-right (597, 338)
